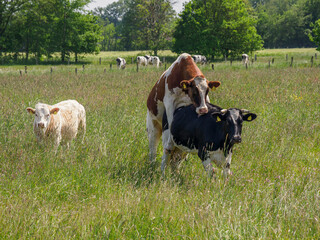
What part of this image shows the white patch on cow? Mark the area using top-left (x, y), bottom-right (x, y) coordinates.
top-left (194, 76), bottom-right (209, 114)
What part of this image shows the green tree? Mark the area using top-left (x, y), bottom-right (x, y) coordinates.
top-left (253, 0), bottom-right (316, 48)
top-left (173, 0), bottom-right (262, 59)
top-left (50, 0), bottom-right (102, 62)
top-left (309, 19), bottom-right (320, 51)
top-left (121, 0), bottom-right (176, 53)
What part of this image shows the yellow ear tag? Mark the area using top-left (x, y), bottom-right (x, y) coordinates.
top-left (53, 111), bottom-right (58, 115)
top-left (182, 83), bottom-right (187, 90)
top-left (216, 116), bottom-right (221, 122)
top-left (247, 115), bottom-right (252, 121)
top-left (211, 87), bottom-right (216, 91)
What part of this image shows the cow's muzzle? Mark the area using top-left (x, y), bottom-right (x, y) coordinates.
top-left (197, 107), bottom-right (208, 115)
top-left (38, 123), bottom-right (45, 128)
top-left (232, 135), bottom-right (242, 144)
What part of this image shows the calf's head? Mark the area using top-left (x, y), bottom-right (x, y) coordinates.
top-left (27, 103), bottom-right (60, 133)
top-left (180, 76), bottom-right (220, 115)
top-left (212, 108), bottom-right (257, 144)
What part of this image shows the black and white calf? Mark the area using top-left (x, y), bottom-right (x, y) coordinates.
top-left (116, 57), bottom-right (126, 69)
top-left (162, 103), bottom-right (257, 178)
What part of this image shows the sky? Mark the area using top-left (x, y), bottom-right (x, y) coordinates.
top-left (87, 0), bottom-right (189, 13)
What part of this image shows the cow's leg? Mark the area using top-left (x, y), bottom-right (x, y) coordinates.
top-left (146, 111), bottom-right (162, 163)
top-left (223, 152), bottom-right (232, 179)
top-left (161, 129), bottom-right (174, 175)
top-left (202, 151), bottom-right (215, 178)
top-left (78, 113), bottom-right (86, 143)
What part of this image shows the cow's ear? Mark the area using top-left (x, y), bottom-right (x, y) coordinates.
top-left (211, 113), bottom-right (226, 122)
top-left (243, 113), bottom-right (257, 122)
top-left (26, 107), bottom-right (35, 114)
top-left (180, 80), bottom-right (191, 91)
top-left (208, 81), bottom-right (221, 91)
top-left (50, 107), bottom-right (60, 115)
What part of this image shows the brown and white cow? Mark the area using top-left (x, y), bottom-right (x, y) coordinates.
top-left (146, 53), bottom-right (221, 163)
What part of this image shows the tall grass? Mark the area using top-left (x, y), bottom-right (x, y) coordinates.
top-left (0, 49), bottom-right (319, 238)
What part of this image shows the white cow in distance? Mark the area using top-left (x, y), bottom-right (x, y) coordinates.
top-left (151, 56), bottom-right (160, 67)
top-left (116, 57), bottom-right (126, 69)
top-left (192, 55), bottom-right (207, 65)
top-left (144, 55), bottom-right (152, 65)
top-left (137, 56), bottom-right (148, 66)
top-left (242, 54), bottom-right (249, 65)
top-left (26, 100), bottom-right (86, 151)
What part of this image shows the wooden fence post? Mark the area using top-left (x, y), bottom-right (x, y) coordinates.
top-left (315, 53), bottom-right (317, 60)
top-left (272, 58), bottom-right (274, 64)
top-left (25, 66), bottom-right (27, 74)
top-left (20, 70), bottom-right (22, 76)
top-left (268, 60), bottom-right (270, 68)
top-left (254, 54), bottom-right (257, 61)
top-left (311, 56), bottom-right (314, 67)
top-left (99, 57), bottom-right (101, 65)
top-left (110, 63), bottom-right (112, 70)
top-left (104, 68), bottom-right (106, 73)
top-left (75, 68), bottom-right (77, 75)
top-left (211, 64), bottom-right (214, 70)
top-left (290, 57), bottom-right (293, 67)
top-left (136, 62), bottom-right (139, 72)
top-left (164, 63), bottom-right (167, 70)
top-left (246, 63), bottom-right (248, 69)
top-left (286, 54), bottom-right (288, 61)
top-left (50, 67), bottom-right (53, 74)
top-left (82, 64), bottom-right (85, 71)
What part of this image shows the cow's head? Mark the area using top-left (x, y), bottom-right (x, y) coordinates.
top-left (180, 76), bottom-right (220, 115)
top-left (212, 108), bottom-right (257, 144)
top-left (27, 103), bottom-right (60, 133)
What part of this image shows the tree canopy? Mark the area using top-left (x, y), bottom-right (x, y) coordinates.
top-left (172, 0), bottom-right (263, 59)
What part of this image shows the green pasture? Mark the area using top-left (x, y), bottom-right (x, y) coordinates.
top-left (0, 49), bottom-right (319, 239)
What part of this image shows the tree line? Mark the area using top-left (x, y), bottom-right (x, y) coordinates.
top-left (1, 0), bottom-right (320, 63)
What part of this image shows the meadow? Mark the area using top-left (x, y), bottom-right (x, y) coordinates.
top-left (0, 49), bottom-right (319, 239)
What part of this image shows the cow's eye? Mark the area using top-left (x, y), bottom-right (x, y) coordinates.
top-left (35, 114), bottom-right (38, 117)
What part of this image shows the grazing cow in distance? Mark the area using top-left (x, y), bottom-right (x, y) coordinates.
top-left (151, 56), bottom-right (161, 67)
top-left (144, 55), bottom-right (152, 65)
top-left (162, 103), bottom-right (257, 178)
top-left (146, 53), bottom-right (221, 163)
top-left (192, 55), bottom-right (207, 65)
top-left (116, 57), bottom-right (126, 69)
top-left (26, 100), bottom-right (86, 151)
top-left (242, 54), bottom-right (249, 65)
top-left (137, 56), bottom-right (148, 66)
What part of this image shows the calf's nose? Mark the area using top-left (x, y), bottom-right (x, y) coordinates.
top-left (233, 135), bottom-right (242, 143)
top-left (38, 123), bottom-right (45, 128)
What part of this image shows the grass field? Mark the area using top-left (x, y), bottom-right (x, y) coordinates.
top-left (0, 49), bottom-right (319, 239)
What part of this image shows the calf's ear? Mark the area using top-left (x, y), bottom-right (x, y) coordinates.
top-left (26, 107), bottom-right (35, 114)
top-left (243, 113), bottom-right (257, 122)
top-left (50, 107), bottom-right (60, 115)
top-left (208, 81), bottom-right (221, 91)
top-left (211, 113), bottom-right (226, 122)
